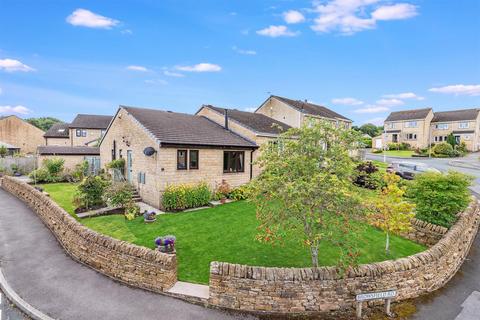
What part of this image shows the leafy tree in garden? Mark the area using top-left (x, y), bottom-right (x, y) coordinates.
top-left (409, 171), bottom-right (472, 227)
top-left (0, 145), bottom-right (7, 158)
top-left (359, 123), bottom-right (382, 137)
top-left (26, 117), bottom-right (62, 131)
top-left (249, 120), bottom-right (365, 268)
top-left (368, 173), bottom-right (415, 255)
top-left (446, 133), bottom-right (457, 148)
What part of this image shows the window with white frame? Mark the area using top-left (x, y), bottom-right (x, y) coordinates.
top-left (405, 121), bottom-right (417, 128)
top-left (387, 122), bottom-right (395, 129)
top-left (459, 122), bottom-right (469, 129)
top-left (406, 133), bottom-right (417, 140)
top-left (435, 123), bottom-right (448, 130)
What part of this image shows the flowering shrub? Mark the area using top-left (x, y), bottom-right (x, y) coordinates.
top-left (73, 176), bottom-right (110, 210)
top-left (155, 235), bottom-right (176, 253)
top-left (162, 182), bottom-right (211, 211)
top-left (229, 184), bottom-right (250, 200)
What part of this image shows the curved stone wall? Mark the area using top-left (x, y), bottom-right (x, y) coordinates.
top-left (1, 176), bottom-right (177, 292)
top-left (209, 200), bottom-right (479, 314)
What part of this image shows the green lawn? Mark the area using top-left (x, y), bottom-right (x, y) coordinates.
top-left (379, 150), bottom-right (415, 157)
top-left (41, 183), bottom-right (78, 217)
top-left (371, 160), bottom-right (389, 171)
top-left (41, 183), bottom-right (426, 284)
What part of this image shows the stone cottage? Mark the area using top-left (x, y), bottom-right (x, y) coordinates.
top-left (100, 106), bottom-right (258, 209)
top-left (0, 115), bottom-right (45, 154)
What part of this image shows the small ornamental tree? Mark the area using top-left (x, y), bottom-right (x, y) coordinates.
top-left (0, 145), bottom-right (7, 158)
top-left (249, 120), bottom-right (365, 268)
top-left (368, 173), bottom-right (415, 255)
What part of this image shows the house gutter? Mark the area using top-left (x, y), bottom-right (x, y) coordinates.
top-left (250, 149), bottom-right (254, 181)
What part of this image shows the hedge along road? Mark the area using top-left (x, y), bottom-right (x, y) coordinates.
top-left (366, 152), bottom-right (480, 320)
top-left (0, 188), bottom-right (255, 320)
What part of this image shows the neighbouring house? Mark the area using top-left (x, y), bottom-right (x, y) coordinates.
top-left (69, 114), bottom-right (113, 147)
top-left (430, 109), bottom-right (480, 151)
top-left (0, 115), bottom-right (45, 154)
top-left (100, 106), bottom-right (258, 209)
top-left (0, 140), bottom-right (21, 156)
top-left (372, 135), bottom-right (384, 150)
top-left (196, 105), bottom-right (291, 177)
top-left (44, 123), bottom-right (70, 146)
top-left (37, 146), bottom-right (100, 172)
top-left (255, 95), bottom-right (352, 129)
top-left (384, 108), bottom-right (434, 149)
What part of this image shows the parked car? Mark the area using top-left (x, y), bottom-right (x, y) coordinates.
top-left (387, 161), bottom-right (441, 180)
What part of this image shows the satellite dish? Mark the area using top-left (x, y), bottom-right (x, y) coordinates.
top-left (143, 147), bottom-right (156, 156)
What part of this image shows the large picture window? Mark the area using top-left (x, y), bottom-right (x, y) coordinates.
top-left (223, 151), bottom-right (244, 173)
top-left (189, 150), bottom-right (199, 169)
top-left (177, 150), bottom-right (187, 170)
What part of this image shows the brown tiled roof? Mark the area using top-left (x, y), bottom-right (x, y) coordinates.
top-left (44, 123), bottom-right (70, 138)
top-left (70, 114), bottom-right (113, 129)
top-left (432, 109), bottom-right (479, 122)
top-left (385, 108), bottom-right (432, 122)
top-left (203, 105), bottom-right (291, 135)
top-left (37, 146), bottom-right (100, 155)
top-left (272, 95), bottom-right (351, 121)
top-left (122, 106), bottom-right (258, 148)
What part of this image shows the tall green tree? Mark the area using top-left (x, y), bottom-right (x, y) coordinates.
top-left (359, 123), bottom-right (382, 137)
top-left (249, 120), bottom-right (365, 268)
top-left (26, 117), bottom-right (62, 131)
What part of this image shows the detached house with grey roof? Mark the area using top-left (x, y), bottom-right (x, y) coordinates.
top-left (430, 109), bottom-right (480, 151)
top-left (100, 106), bottom-right (257, 209)
top-left (384, 108), bottom-right (434, 149)
top-left (39, 114), bottom-right (113, 172)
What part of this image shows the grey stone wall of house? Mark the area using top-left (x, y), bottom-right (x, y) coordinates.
top-left (209, 200), bottom-right (479, 315)
top-left (1, 176), bottom-right (177, 292)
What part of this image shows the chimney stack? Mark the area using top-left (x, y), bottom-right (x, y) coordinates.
top-left (224, 109), bottom-right (229, 130)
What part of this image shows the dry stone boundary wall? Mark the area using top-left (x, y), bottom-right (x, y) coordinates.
top-left (1, 176), bottom-right (177, 292)
top-left (2, 176), bottom-right (479, 316)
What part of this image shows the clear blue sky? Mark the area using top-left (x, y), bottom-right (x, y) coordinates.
top-left (0, 0), bottom-right (479, 125)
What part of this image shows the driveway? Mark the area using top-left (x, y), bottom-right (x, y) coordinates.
top-left (0, 188), bottom-right (253, 320)
top-left (366, 152), bottom-right (480, 320)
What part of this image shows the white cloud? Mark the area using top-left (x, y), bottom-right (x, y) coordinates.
top-left (232, 46), bottom-right (257, 55)
top-left (163, 70), bottom-right (184, 77)
top-left (0, 59), bottom-right (35, 72)
top-left (429, 84), bottom-right (480, 96)
top-left (66, 9), bottom-right (119, 29)
top-left (244, 107), bottom-right (257, 112)
top-left (331, 97), bottom-right (363, 105)
top-left (383, 92), bottom-right (424, 100)
top-left (376, 98), bottom-right (404, 107)
top-left (372, 3), bottom-right (418, 20)
top-left (311, 0), bottom-right (418, 35)
top-left (175, 63), bottom-right (222, 72)
top-left (354, 105), bottom-right (389, 113)
top-left (144, 79), bottom-right (168, 85)
top-left (364, 117), bottom-right (385, 126)
top-left (256, 25), bottom-right (299, 37)
top-left (0, 105), bottom-right (31, 115)
top-left (121, 29), bottom-right (133, 35)
top-left (283, 10), bottom-right (306, 24)
top-left (126, 65), bottom-right (149, 72)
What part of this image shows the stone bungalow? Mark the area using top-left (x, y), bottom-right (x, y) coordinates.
top-left (39, 114), bottom-right (113, 171)
top-left (100, 106), bottom-right (258, 209)
top-left (0, 115), bottom-right (45, 154)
